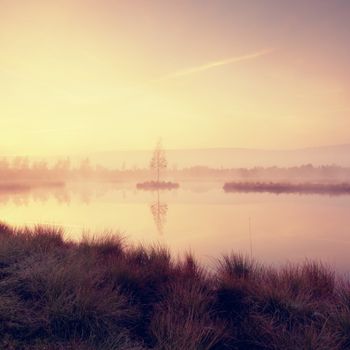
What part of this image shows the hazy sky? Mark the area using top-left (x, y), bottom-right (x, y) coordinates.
top-left (1, 0), bottom-right (350, 156)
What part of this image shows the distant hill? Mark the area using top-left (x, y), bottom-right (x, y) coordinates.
top-left (88, 144), bottom-right (350, 168)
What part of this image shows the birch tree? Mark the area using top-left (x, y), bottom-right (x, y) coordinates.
top-left (150, 139), bottom-right (167, 182)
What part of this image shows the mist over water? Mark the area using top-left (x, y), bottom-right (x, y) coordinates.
top-left (2, 181), bottom-right (350, 272)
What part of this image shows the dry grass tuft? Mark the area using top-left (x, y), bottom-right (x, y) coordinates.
top-left (0, 222), bottom-right (349, 349)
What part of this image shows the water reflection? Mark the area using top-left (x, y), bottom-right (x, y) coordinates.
top-left (2, 183), bottom-right (350, 272)
top-left (0, 185), bottom-right (101, 206)
top-left (0, 186), bottom-right (71, 206)
top-left (150, 190), bottom-right (168, 235)
top-left (0, 183), bottom-right (174, 239)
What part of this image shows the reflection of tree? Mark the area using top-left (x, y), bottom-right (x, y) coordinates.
top-left (150, 190), bottom-right (168, 235)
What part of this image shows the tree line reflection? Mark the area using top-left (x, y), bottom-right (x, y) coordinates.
top-left (0, 187), bottom-right (87, 206)
top-left (0, 186), bottom-right (170, 236)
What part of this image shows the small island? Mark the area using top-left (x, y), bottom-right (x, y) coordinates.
top-left (136, 139), bottom-right (180, 191)
top-left (137, 180), bottom-right (179, 190)
top-left (223, 181), bottom-right (350, 195)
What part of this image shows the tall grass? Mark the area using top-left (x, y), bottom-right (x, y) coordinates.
top-left (1, 222), bottom-right (350, 349)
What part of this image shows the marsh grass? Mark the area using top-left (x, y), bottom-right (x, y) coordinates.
top-left (1, 222), bottom-right (350, 349)
top-left (223, 181), bottom-right (350, 195)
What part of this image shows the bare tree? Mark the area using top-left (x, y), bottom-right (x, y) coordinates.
top-left (150, 139), bottom-right (167, 183)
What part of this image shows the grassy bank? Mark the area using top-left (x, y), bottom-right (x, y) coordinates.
top-left (223, 181), bottom-right (350, 195)
top-left (1, 223), bottom-right (350, 349)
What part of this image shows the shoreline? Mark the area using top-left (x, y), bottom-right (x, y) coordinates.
top-left (224, 181), bottom-right (350, 195)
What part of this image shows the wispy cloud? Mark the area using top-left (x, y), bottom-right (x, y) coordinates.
top-left (154, 48), bottom-right (274, 82)
top-left (24, 128), bottom-right (85, 134)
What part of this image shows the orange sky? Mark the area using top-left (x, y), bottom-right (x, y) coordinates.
top-left (1, 0), bottom-right (349, 156)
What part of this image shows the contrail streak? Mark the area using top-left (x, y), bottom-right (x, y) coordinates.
top-left (154, 48), bottom-right (274, 82)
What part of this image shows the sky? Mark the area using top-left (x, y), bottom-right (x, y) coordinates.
top-left (1, 0), bottom-right (350, 156)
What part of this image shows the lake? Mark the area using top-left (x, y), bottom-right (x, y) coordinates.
top-left (1, 181), bottom-right (350, 272)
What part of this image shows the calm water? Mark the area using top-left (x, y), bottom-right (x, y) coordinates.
top-left (1, 182), bottom-right (350, 271)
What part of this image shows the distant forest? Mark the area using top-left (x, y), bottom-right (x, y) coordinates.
top-left (1, 157), bottom-right (350, 183)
